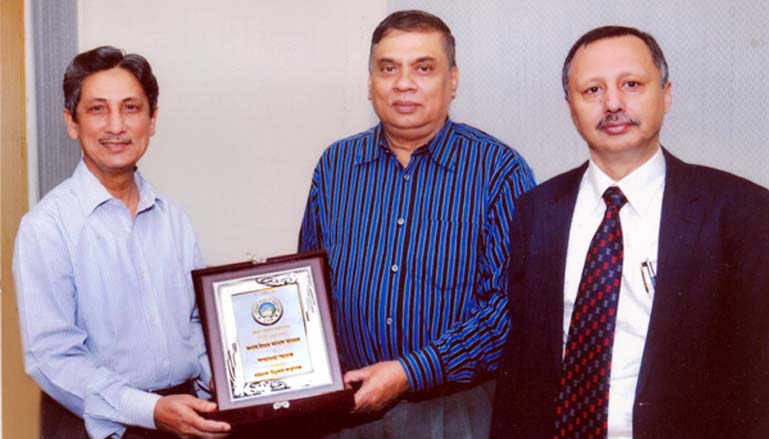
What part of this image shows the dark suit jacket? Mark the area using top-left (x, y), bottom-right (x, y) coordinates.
top-left (491, 150), bottom-right (769, 438)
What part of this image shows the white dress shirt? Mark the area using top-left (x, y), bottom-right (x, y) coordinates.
top-left (562, 147), bottom-right (666, 438)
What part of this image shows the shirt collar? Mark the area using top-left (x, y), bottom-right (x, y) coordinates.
top-left (584, 146), bottom-right (666, 217)
top-left (72, 159), bottom-right (162, 217)
top-left (355, 118), bottom-right (457, 170)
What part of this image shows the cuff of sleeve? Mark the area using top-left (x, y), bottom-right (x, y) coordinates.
top-left (398, 345), bottom-right (444, 393)
top-left (83, 418), bottom-right (125, 439)
top-left (119, 387), bottom-right (162, 430)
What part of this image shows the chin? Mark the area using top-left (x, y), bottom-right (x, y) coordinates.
top-left (389, 113), bottom-right (423, 124)
top-left (385, 119), bottom-right (424, 131)
top-left (590, 135), bottom-right (642, 152)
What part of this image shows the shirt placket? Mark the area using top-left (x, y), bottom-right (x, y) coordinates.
top-left (130, 211), bottom-right (171, 385)
top-left (383, 153), bottom-right (419, 358)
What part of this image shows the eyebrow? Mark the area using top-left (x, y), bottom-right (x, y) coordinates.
top-left (376, 57), bottom-right (399, 65)
top-left (81, 96), bottom-right (144, 104)
top-left (376, 56), bottom-right (437, 65)
top-left (581, 68), bottom-right (647, 80)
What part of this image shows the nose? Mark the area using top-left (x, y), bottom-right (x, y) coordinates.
top-left (394, 69), bottom-right (416, 92)
top-left (603, 86), bottom-right (624, 113)
top-left (106, 109), bottom-right (126, 134)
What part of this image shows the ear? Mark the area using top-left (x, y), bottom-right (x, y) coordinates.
top-left (63, 109), bottom-right (80, 140)
top-left (663, 81), bottom-right (672, 113)
top-left (450, 66), bottom-right (459, 98)
top-left (149, 107), bottom-right (159, 136)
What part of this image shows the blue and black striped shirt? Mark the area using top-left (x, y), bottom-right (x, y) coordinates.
top-left (299, 119), bottom-right (535, 392)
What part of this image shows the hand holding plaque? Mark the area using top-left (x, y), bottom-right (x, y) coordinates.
top-left (192, 251), bottom-right (353, 424)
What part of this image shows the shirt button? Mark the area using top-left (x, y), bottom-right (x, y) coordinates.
top-left (386, 317), bottom-right (393, 325)
top-left (403, 174), bottom-right (411, 181)
top-left (390, 264), bottom-right (399, 272)
top-left (397, 218), bottom-right (405, 226)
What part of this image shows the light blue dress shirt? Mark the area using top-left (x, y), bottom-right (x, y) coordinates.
top-left (13, 161), bottom-right (210, 439)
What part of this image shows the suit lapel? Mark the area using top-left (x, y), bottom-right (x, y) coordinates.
top-left (636, 149), bottom-right (705, 398)
top-left (544, 163), bottom-right (587, 368)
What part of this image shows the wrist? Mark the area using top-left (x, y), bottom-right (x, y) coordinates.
top-left (120, 387), bottom-right (162, 430)
top-left (398, 345), bottom-right (444, 393)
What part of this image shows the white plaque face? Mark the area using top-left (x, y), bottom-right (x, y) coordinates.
top-left (213, 266), bottom-right (333, 403)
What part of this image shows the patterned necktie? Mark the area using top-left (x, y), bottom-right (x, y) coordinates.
top-left (554, 186), bottom-right (628, 439)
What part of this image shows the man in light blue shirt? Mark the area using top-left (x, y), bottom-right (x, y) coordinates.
top-left (13, 46), bottom-right (231, 439)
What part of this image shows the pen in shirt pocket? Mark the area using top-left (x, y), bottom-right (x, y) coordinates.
top-left (640, 259), bottom-right (656, 295)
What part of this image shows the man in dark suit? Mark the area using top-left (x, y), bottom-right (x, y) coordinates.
top-left (491, 26), bottom-right (769, 438)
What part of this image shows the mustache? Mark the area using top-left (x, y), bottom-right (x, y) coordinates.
top-left (596, 113), bottom-right (641, 130)
top-left (99, 136), bottom-right (131, 143)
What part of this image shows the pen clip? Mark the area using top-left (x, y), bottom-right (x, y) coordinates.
top-left (640, 259), bottom-right (656, 295)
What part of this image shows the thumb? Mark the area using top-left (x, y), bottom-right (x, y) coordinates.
top-left (343, 368), bottom-right (368, 387)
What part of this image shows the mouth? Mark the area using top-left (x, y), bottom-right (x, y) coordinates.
top-left (596, 114), bottom-right (640, 135)
top-left (99, 137), bottom-right (132, 151)
top-left (392, 100), bottom-right (420, 114)
top-left (601, 123), bottom-right (633, 135)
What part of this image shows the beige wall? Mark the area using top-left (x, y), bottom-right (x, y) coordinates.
top-left (78, 0), bottom-right (388, 265)
top-left (2, 0), bottom-right (38, 438)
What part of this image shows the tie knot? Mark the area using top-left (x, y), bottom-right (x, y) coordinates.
top-left (603, 186), bottom-right (627, 210)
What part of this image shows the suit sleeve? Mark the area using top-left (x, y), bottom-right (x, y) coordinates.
top-left (489, 189), bottom-right (532, 438)
top-left (731, 186), bottom-right (769, 433)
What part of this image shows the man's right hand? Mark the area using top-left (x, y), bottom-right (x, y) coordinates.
top-left (153, 395), bottom-right (231, 438)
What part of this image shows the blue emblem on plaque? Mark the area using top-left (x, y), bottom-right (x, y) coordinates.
top-left (253, 297), bottom-right (284, 326)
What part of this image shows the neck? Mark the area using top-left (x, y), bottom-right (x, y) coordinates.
top-left (105, 177), bottom-right (140, 217)
top-left (384, 119), bottom-right (446, 167)
top-left (590, 143), bottom-right (660, 181)
top-left (85, 161), bottom-right (141, 217)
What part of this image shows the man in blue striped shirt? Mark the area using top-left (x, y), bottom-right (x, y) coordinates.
top-left (299, 10), bottom-right (536, 438)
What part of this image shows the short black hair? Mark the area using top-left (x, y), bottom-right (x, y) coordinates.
top-left (562, 26), bottom-right (669, 98)
top-left (63, 46), bottom-right (159, 121)
top-left (370, 10), bottom-right (456, 69)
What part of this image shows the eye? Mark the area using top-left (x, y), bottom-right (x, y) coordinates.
top-left (585, 86), bottom-right (601, 95)
top-left (625, 80), bottom-right (639, 88)
top-left (125, 103), bottom-right (142, 112)
top-left (381, 65), bottom-right (396, 73)
top-left (417, 64), bottom-right (432, 73)
top-left (88, 104), bottom-right (105, 113)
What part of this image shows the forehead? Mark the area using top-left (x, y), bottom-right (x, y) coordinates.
top-left (569, 35), bottom-right (659, 83)
top-left (79, 67), bottom-right (147, 102)
top-left (372, 29), bottom-right (447, 61)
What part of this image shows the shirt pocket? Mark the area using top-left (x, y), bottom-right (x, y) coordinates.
top-left (412, 219), bottom-right (477, 291)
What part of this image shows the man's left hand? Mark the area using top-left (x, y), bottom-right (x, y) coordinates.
top-left (343, 360), bottom-right (410, 414)
top-left (153, 394), bottom-right (231, 438)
